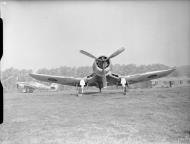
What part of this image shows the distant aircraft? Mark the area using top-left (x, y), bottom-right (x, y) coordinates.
top-left (30, 48), bottom-right (175, 96)
top-left (16, 81), bottom-right (58, 93)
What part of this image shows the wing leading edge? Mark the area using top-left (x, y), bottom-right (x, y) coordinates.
top-left (122, 67), bottom-right (176, 84)
top-left (107, 67), bottom-right (176, 85)
top-left (29, 73), bottom-right (82, 86)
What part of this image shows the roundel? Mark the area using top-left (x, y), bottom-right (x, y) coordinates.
top-left (147, 74), bottom-right (157, 79)
top-left (48, 78), bottom-right (58, 82)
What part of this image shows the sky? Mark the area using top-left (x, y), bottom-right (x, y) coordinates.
top-left (1, 1), bottom-right (190, 71)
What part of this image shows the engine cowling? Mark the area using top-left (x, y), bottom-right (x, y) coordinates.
top-left (93, 56), bottom-right (111, 77)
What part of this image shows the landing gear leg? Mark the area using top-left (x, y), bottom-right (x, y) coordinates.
top-left (99, 88), bottom-right (101, 93)
top-left (26, 88), bottom-right (29, 93)
top-left (121, 78), bottom-right (128, 95)
top-left (77, 87), bottom-right (83, 97)
top-left (123, 82), bottom-right (130, 95)
top-left (124, 86), bottom-right (127, 95)
top-left (23, 88), bottom-right (26, 93)
top-left (77, 79), bottom-right (85, 97)
top-left (77, 86), bottom-right (84, 97)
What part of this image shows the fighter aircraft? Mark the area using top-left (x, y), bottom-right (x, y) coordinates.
top-left (16, 81), bottom-right (58, 93)
top-left (29, 48), bottom-right (175, 96)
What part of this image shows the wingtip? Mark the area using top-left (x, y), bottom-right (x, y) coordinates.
top-left (170, 66), bottom-right (177, 71)
top-left (29, 73), bottom-right (36, 77)
top-left (166, 67), bottom-right (176, 75)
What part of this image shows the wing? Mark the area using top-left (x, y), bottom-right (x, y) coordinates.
top-left (124, 68), bottom-right (176, 84)
top-left (29, 73), bottom-right (87, 86)
top-left (107, 68), bottom-right (176, 85)
top-left (106, 73), bottom-right (120, 86)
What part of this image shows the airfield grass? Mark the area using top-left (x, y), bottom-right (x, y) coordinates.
top-left (1, 86), bottom-right (190, 144)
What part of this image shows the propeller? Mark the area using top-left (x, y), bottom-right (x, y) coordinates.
top-left (99, 47), bottom-right (125, 68)
top-left (80, 47), bottom-right (125, 61)
top-left (80, 50), bottom-right (97, 59)
top-left (108, 47), bottom-right (125, 59)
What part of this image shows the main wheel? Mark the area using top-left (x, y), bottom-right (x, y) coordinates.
top-left (123, 87), bottom-right (127, 95)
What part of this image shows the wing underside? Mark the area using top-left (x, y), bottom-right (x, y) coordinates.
top-left (125, 68), bottom-right (176, 84)
top-left (107, 68), bottom-right (176, 85)
top-left (29, 73), bottom-right (82, 86)
top-left (29, 73), bottom-right (98, 87)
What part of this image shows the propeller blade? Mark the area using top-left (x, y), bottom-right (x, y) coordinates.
top-left (80, 50), bottom-right (97, 59)
top-left (108, 47), bottom-right (125, 59)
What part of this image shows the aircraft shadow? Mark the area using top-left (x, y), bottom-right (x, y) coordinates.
top-left (83, 91), bottom-right (100, 95)
top-left (84, 91), bottom-right (125, 97)
top-left (69, 91), bottom-right (126, 97)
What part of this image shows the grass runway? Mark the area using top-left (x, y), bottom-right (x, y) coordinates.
top-left (1, 87), bottom-right (190, 144)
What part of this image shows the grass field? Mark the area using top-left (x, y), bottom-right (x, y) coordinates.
top-left (1, 86), bottom-right (190, 144)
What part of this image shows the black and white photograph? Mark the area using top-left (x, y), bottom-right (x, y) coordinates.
top-left (0, 0), bottom-right (190, 143)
